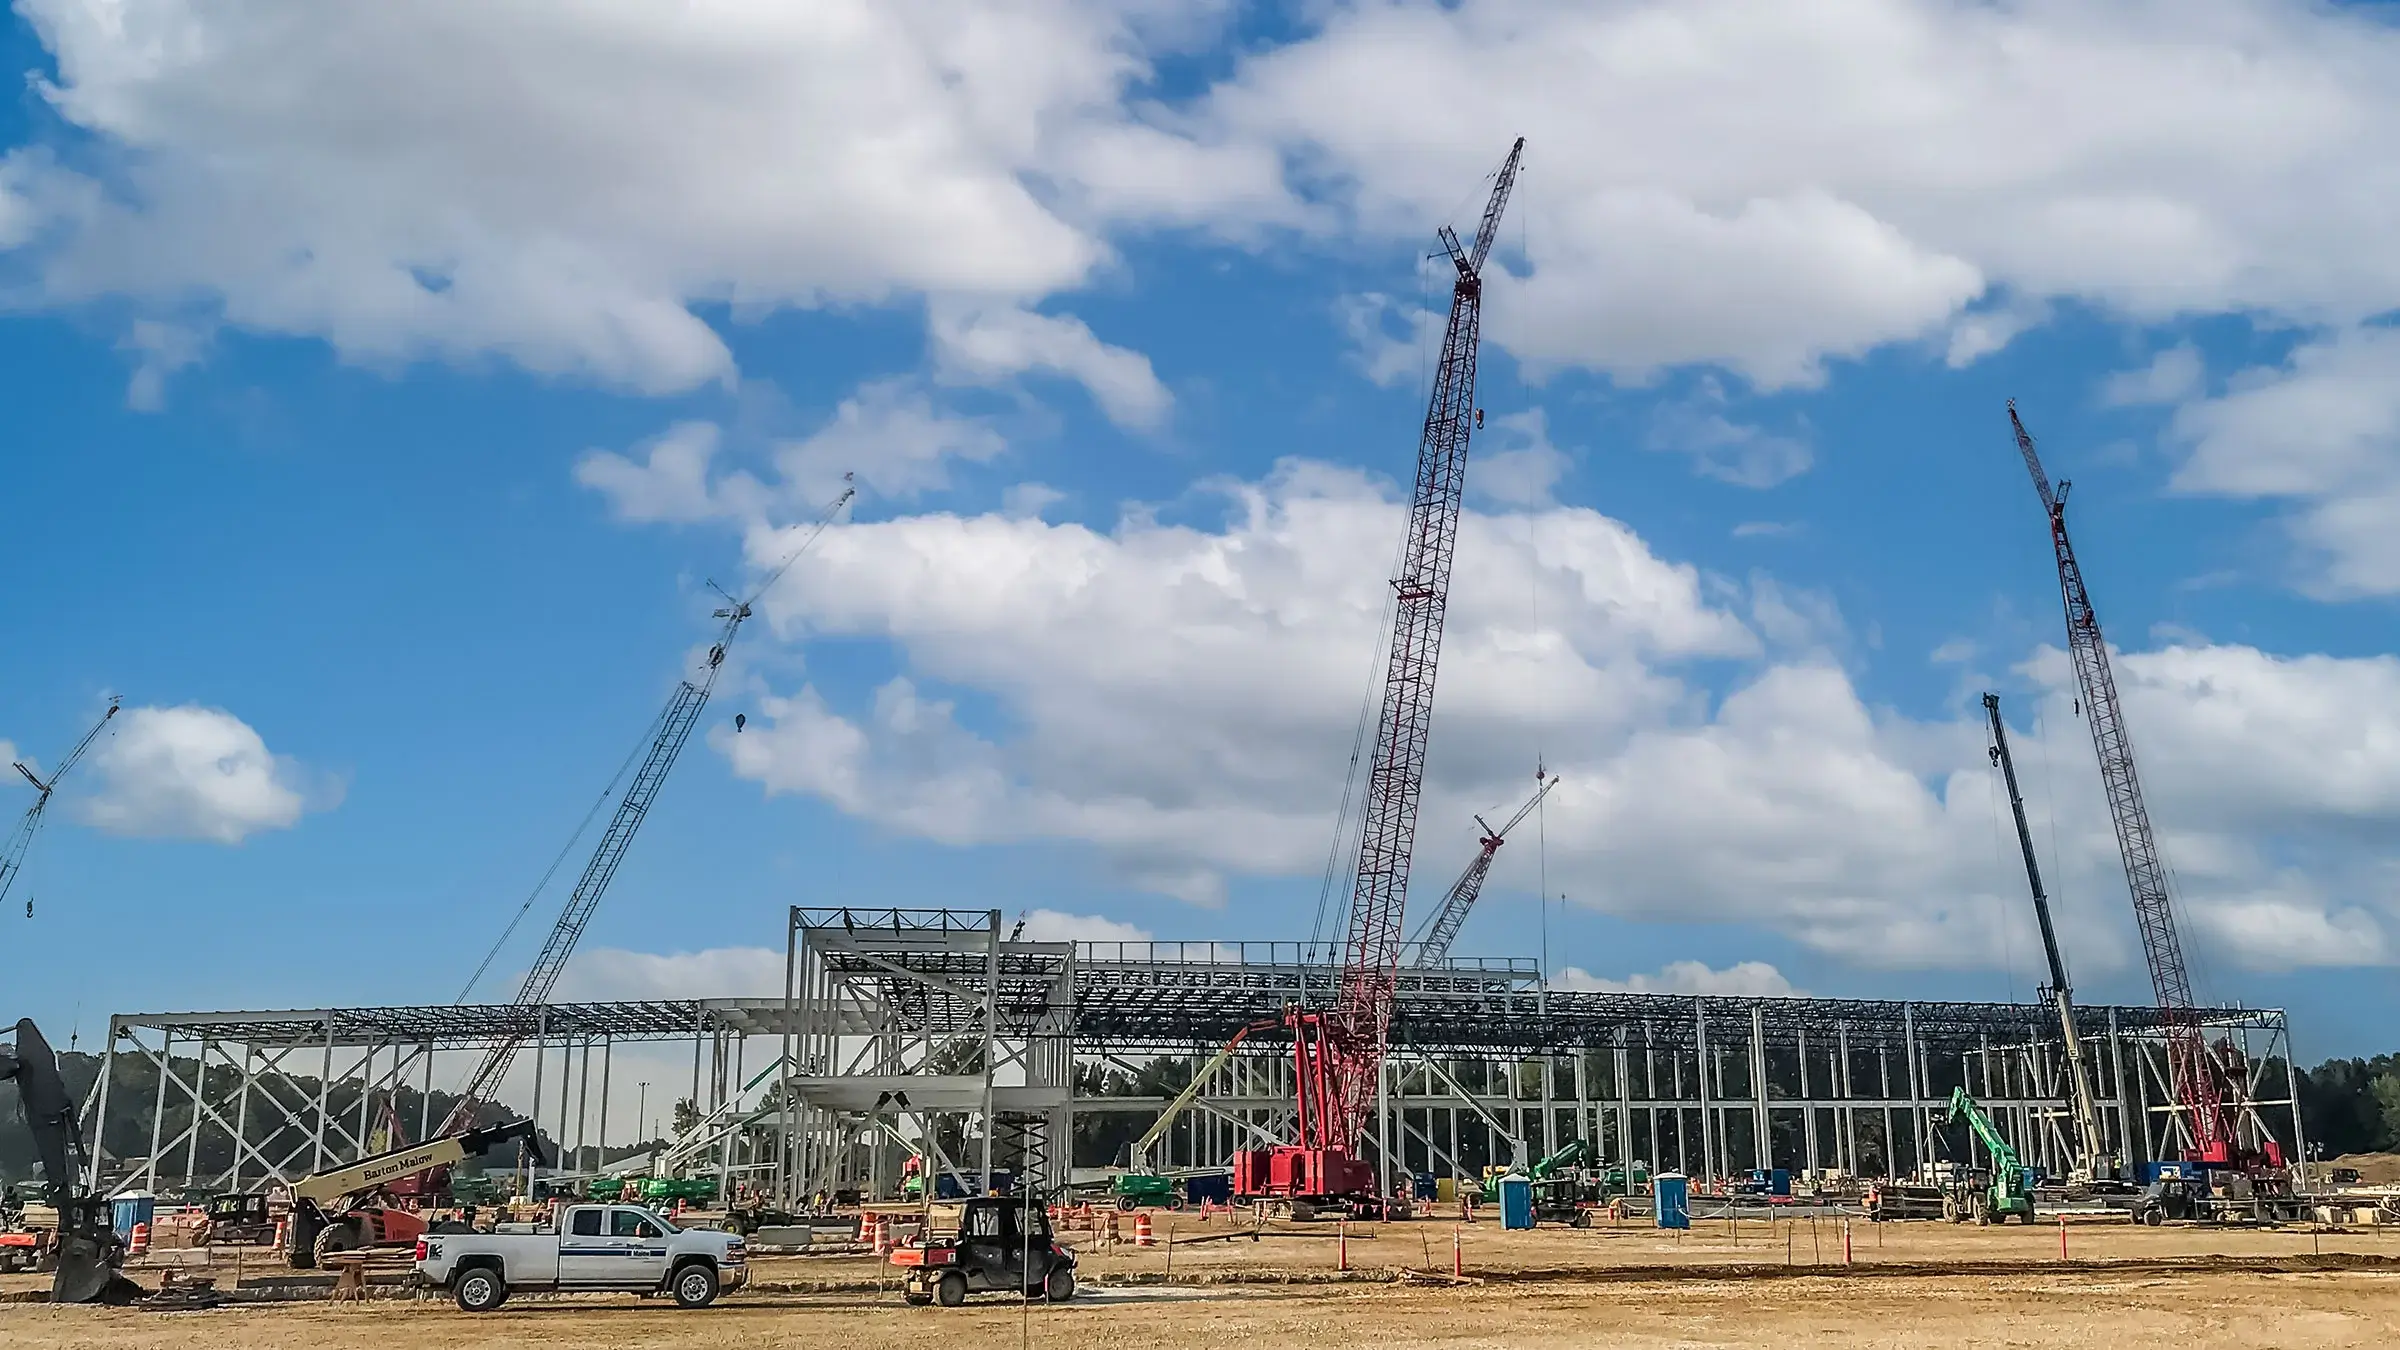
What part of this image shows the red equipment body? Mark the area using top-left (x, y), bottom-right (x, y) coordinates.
top-left (1235, 139), bottom-right (1523, 1214)
top-left (2007, 405), bottom-right (2280, 1174)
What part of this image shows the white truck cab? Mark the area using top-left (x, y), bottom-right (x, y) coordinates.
top-left (415, 1203), bottom-right (746, 1312)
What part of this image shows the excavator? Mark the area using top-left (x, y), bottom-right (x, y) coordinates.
top-left (284, 1117), bottom-right (541, 1267)
top-left (1937, 1087), bottom-right (2037, 1225)
top-left (0, 1018), bottom-right (141, 1303)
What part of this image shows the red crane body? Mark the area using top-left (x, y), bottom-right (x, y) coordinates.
top-left (1235, 139), bottom-right (1523, 1214)
top-left (2007, 404), bottom-right (2274, 1170)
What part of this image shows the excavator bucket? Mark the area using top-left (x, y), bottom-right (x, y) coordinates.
top-left (49, 1204), bottom-right (138, 1305)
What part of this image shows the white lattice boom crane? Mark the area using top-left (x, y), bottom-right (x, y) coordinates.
top-left (1410, 771), bottom-right (1557, 967)
top-left (442, 483), bottom-right (854, 1134)
top-left (3, 698), bottom-right (119, 919)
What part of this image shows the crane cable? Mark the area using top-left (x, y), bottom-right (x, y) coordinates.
top-left (1309, 259), bottom-right (1433, 961)
top-left (454, 713), bottom-right (660, 1004)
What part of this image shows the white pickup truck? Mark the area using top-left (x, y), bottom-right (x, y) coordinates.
top-left (414, 1203), bottom-right (746, 1312)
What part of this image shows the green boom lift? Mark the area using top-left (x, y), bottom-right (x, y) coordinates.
top-left (1939, 1087), bottom-right (2036, 1224)
top-left (1516, 1139), bottom-right (1598, 1226)
top-left (1112, 1019), bottom-right (1279, 1208)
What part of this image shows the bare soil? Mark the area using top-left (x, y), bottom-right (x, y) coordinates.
top-left (6, 1216), bottom-right (2400, 1348)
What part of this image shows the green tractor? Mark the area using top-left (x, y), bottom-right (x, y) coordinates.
top-left (1939, 1087), bottom-right (2037, 1224)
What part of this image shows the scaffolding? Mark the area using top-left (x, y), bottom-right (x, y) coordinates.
top-left (88, 908), bottom-right (2302, 1205)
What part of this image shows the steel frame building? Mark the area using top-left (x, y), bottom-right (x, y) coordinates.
top-left (87, 907), bottom-right (2302, 1205)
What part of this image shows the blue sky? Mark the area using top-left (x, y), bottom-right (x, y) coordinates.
top-left (6, 1), bottom-right (2400, 1068)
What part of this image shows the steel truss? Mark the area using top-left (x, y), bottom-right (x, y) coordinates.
top-left (90, 908), bottom-right (2302, 1203)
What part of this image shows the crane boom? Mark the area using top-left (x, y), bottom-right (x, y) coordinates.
top-left (3, 698), bottom-right (121, 919)
top-left (1329, 136), bottom-right (1523, 1147)
top-left (445, 484), bottom-right (854, 1131)
top-left (1236, 139), bottom-right (1522, 1215)
top-left (2006, 403), bottom-right (2242, 1165)
top-left (1982, 692), bottom-right (2112, 1180)
top-left (1410, 772), bottom-right (1557, 966)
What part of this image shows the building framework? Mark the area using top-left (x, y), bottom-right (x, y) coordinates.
top-left (89, 908), bottom-right (2302, 1205)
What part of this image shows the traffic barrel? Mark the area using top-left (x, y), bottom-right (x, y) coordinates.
top-left (128, 1222), bottom-right (150, 1257)
top-left (1134, 1211), bottom-right (1155, 1247)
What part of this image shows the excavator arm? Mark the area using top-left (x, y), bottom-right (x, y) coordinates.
top-left (1, 1018), bottom-right (136, 1303)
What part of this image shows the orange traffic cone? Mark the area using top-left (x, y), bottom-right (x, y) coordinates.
top-left (128, 1222), bottom-right (150, 1257)
top-left (871, 1214), bottom-right (891, 1255)
top-left (1134, 1211), bottom-right (1156, 1247)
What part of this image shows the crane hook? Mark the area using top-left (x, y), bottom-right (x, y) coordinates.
top-left (734, 713), bottom-right (746, 733)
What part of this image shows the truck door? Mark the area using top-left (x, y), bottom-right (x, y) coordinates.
top-left (607, 1207), bottom-right (674, 1285)
top-left (558, 1207), bottom-right (618, 1286)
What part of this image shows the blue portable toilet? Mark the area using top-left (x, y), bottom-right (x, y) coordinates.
top-left (1654, 1172), bottom-right (1690, 1230)
top-left (111, 1193), bottom-right (155, 1239)
top-left (1497, 1174), bottom-right (1535, 1230)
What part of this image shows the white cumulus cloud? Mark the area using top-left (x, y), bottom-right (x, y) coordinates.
top-left (2164, 326), bottom-right (2400, 596)
top-left (1557, 961), bottom-right (1801, 998)
top-left (16, 1), bottom-right (2400, 402)
top-left (668, 455), bottom-right (2400, 978)
top-left (73, 705), bottom-right (326, 843)
top-left (1200, 0), bottom-right (2400, 384)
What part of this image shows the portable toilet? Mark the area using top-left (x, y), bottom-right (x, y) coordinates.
top-left (110, 1193), bottom-right (156, 1240)
top-left (1497, 1174), bottom-right (1535, 1230)
top-left (1654, 1172), bottom-right (1690, 1230)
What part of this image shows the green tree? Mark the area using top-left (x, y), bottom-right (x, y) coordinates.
top-left (2371, 1073), bottom-right (2400, 1152)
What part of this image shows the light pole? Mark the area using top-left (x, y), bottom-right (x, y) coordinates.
top-left (637, 1081), bottom-right (650, 1146)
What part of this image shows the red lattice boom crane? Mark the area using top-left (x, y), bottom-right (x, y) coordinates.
top-left (2007, 403), bottom-right (2277, 1171)
top-left (1234, 138), bottom-right (1522, 1216)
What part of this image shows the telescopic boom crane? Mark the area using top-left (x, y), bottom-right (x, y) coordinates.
top-left (1982, 692), bottom-right (2113, 1182)
top-left (2006, 404), bottom-right (2268, 1169)
top-left (443, 483), bottom-right (854, 1132)
top-left (1237, 137), bottom-right (1522, 1214)
top-left (3, 699), bottom-right (120, 918)
top-left (1410, 771), bottom-right (1557, 966)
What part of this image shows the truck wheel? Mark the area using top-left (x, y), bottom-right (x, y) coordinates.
top-left (935, 1271), bottom-right (967, 1307)
top-left (1570, 1210), bottom-right (1592, 1229)
top-left (671, 1262), bottom-right (720, 1309)
top-left (1044, 1267), bottom-right (1076, 1302)
top-left (453, 1267), bottom-right (509, 1313)
top-left (2141, 1208), bottom-right (2164, 1227)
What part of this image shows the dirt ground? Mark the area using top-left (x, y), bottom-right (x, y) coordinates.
top-left (2332, 1153), bottom-right (2400, 1185)
top-left (7, 1216), bottom-right (2400, 1348)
